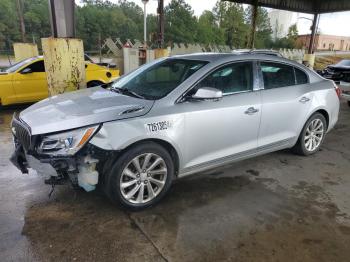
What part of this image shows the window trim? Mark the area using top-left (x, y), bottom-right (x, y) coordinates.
top-left (258, 60), bottom-right (310, 90)
top-left (176, 60), bottom-right (259, 103)
top-left (20, 59), bottom-right (46, 73)
top-left (293, 66), bottom-right (310, 85)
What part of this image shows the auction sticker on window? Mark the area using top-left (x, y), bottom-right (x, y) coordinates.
top-left (146, 120), bottom-right (173, 133)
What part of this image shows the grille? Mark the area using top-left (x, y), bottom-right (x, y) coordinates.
top-left (11, 113), bottom-right (31, 151)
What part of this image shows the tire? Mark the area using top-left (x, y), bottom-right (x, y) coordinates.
top-left (87, 81), bottom-right (103, 88)
top-left (292, 113), bottom-right (327, 156)
top-left (104, 142), bottom-right (174, 210)
top-left (348, 101), bottom-right (350, 107)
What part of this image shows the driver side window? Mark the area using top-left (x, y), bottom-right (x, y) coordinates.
top-left (196, 62), bottom-right (253, 95)
top-left (22, 60), bottom-right (45, 73)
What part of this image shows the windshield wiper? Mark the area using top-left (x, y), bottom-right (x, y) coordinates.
top-left (111, 87), bottom-right (145, 99)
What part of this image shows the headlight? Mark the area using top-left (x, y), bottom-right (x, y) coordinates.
top-left (38, 125), bottom-right (99, 155)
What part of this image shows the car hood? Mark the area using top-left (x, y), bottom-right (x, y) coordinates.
top-left (20, 87), bottom-right (154, 135)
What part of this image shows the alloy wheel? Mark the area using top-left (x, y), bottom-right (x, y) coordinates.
top-left (120, 153), bottom-right (167, 204)
top-left (304, 118), bottom-right (324, 152)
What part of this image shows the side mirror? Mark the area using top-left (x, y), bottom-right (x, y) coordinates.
top-left (191, 87), bottom-right (223, 101)
top-left (21, 68), bottom-right (32, 74)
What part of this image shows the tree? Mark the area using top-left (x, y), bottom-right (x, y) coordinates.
top-left (197, 11), bottom-right (225, 45)
top-left (245, 6), bottom-right (272, 48)
top-left (213, 1), bottom-right (248, 48)
top-left (272, 24), bottom-right (299, 49)
top-left (287, 24), bottom-right (298, 43)
top-left (76, 1), bottom-right (143, 50)
top-left (164, 0), bottom-right (198, 44)
top-left (0, 0), bottom-right (20, 49)
top-left (23, 0), bottom-right (51, 43)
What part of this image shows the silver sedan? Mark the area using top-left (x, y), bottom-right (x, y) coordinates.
top-left (11, 53), bottom-right (340, 210)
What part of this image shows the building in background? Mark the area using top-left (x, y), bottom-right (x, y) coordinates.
top-left (297, 34), bottom-right (350, 51)
top-left (268, 10), bottom-right (298, 39)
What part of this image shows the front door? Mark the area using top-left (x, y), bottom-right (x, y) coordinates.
top-left (179, 61), bottom-right (262, 171)
top-left (258, 61), bottom-right (312, 148)
top-left (12, 60), bottom-right (48, 103)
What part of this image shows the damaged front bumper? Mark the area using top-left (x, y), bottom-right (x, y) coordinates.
top-left (10, 113), bottom-right (104, 192)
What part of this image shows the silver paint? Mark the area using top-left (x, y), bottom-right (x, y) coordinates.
top-left (17, 53), bottom-right (340, 179)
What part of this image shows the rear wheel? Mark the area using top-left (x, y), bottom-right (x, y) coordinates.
top-left (87, 80), bottom-right (103, 88)
top-left (104, 142), bottom-right (174, 210)
top-left (292, 113), bottom-right (327, 156)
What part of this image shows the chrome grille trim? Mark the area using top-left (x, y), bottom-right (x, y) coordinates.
top-left (11, 113), bottom-right (32, 151)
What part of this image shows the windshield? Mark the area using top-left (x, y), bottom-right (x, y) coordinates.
top-left (4, 57), bottom-right (38, 73)
top-left (111, 58), bottom-right (208, 99)
top-left (335, 60), bottom-right (350, 67)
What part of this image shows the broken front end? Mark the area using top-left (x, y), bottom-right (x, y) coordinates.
top-left (10, 113), bottom-right (108, 191)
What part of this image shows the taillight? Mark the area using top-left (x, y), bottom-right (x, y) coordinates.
top-left (335, 86), bottom-right (342, 98)
top-left (333, 81), bottom-right (342, 99)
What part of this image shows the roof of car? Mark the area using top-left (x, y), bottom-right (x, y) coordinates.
top-left (170, 52), bottom-right (292, 64)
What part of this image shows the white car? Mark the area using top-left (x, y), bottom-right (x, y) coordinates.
top-left (339, 81), bottom-right (350, 106)
top-left (10, 53), bottom-right (340, 210)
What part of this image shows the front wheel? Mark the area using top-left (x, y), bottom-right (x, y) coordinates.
top-left (104, 142), bottom-right (174, 210)
top-left (292, 113), bottom-right (327, 156)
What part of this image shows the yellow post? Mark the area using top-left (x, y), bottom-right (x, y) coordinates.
top-left (154, 48), bottom-right (169, 59)
top-left (13, 43), bottom-right (39, 62)
top-left (41, 37), bottom-right (86, 96)
top-left (303, 54), bottom-right (315, 69)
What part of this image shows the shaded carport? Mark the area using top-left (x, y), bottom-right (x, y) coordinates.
top-left (225, 0), bottom-right (350, 55)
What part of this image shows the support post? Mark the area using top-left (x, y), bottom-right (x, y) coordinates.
top-left (308, 13), bottom-right (319, 54)
top-left (42, 0), bottom-right (85, 96)
top-left (16, 0), bottom-right (26, 42)
top-left (303, 13), bottom-right (319, 69)
top-left (142, 0), bottom-right (149, 44)
top-left (42, 38), bottom-right (85, 96)
top-left (13, 43), bottom-right (39, 62)
top-left (157, 0), bottom-right (165, 48)
top-left (249, 0), bottom-right (258, 49)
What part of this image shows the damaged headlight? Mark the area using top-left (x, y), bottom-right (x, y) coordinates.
top-left (38, 125), bottom-right (99, 155)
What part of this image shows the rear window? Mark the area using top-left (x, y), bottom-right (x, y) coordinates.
top-left (261, 62), bottom-right (295, 89)
top-left (295, 68), bottom-right (308, 85)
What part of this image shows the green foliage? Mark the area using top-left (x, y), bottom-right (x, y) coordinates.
top-left (164, 0), bottom-right (198, 43)
top-left (213, 2), bottom-right (249, 48)
top-left (0, 0), bottom-right (20, 49)
top-left (76, 0), bottom-right (143, 50)
top-left (0, 0), bottom-right (300, 51)
top-left (245, 6), bottom-right (272, 48)
top-left (271, 24), bottom-right (299, 49)
top-left (197, 11), bottom-right (225, 45)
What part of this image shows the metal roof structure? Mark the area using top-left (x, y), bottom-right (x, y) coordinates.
top-left (224, 0), bottom-right (350, 14)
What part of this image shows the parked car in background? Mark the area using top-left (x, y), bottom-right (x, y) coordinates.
top-left (84, 54), bottom-right (117, 69)
top-left (317, 59), bottom-right (350, 82)
top-left (339, 81), bottom-right (350, 106)
top-left (10, 53), bottom-right (340, 210)
top-left (0, 56), bottom-right (119, 106)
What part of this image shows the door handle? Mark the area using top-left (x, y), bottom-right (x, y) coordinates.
top-left (245, 107), bottom-right (259, 115)
top-left (299, 97), bottom-right (310, 103)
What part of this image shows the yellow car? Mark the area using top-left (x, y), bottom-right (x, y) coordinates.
top-left (0, 56), bottom-right (120, 106)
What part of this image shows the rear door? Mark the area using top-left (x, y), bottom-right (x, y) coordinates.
top-left (12, 60), bottom-right (48, 103)
top-left (257, 61), bottom-right (312, 148)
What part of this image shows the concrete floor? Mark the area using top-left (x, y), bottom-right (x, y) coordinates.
top-left (1, 101), bottom-right (350, 262)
